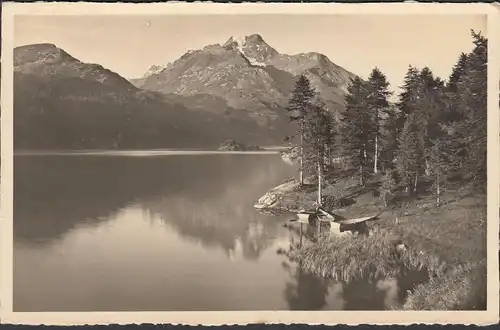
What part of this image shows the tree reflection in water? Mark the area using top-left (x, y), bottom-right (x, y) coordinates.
top-left (281, 221), bottom-right (407, 310)
top-left (283, 263), bottom-right (330, 310)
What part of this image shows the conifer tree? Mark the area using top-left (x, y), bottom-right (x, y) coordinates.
top-left (443, 53), bottom-right (469, 124)
top-left (341, 77), bottom-right (371, 186)
top-left (396, 112), bottom-right (423, 194)
top-left (379, 103), bottom-right (399, 172)
top-left (287, 75), bottom-right (316, 185)
top-left (417, 67), bottom-right (447, 176)
top-left (303, 99), bottom-right (335, 204)
top-left (365, 67), bottom-right (391, 174)
top-left (444, 30), bottom-right (487, 189)
top-left (447, 52), bottom-right (469, 94)
top-left (396, 66), bottom-right (421, 132)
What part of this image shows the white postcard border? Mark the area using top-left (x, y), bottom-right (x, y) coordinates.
top-left (1, 2), bottom-right (499, 326)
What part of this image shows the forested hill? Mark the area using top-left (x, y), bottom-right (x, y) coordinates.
top-left (13, 44), bottom-right (291, 150)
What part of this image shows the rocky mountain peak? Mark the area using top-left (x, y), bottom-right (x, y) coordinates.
top-left (222, 34), bottom-right (278, 66)
top-left (223, 34), bottom-right (266, 47)
top-left (143, 64), bottom-right (166, 78)
top-left (14, 43), bottom-right (137, 90)
top-left (14, 43), bottom-right (79, 67)
top-left (134, 33), bottom-right (358, 124)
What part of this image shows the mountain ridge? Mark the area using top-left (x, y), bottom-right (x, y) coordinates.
top-left (14, 43), bottom-right (290, 150)
top-left (14, 36), bottom-right (359, 150)
top-left (132, 34), bottom-right (358, 121)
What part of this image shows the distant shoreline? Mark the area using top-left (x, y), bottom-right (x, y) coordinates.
top-left (13, 148), bottom-right (286, 157)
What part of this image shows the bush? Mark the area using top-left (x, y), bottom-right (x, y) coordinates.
top-left (321, 187), bottom-right (348, 209)
top-left (380, 170), bottom-right (397, 207)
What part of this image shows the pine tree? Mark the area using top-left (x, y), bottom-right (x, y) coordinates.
top-left (447, 52), bottom-right (469, 94)
top-left (379, 103), bottom-right (399, 172)
top-left (443, 53), bottom-right (469, 124)
top-left (365, 67), bottom-right (391, 174)
top-left (303, 99), bottom-right (335, 204)
top-left (286, 75), bottom-right (316, 185)
top-left (396, 112), bottom-right (423, 194)
top-left (395, 66), bottom-right (428, 194)
top-left (444, 30), bottom-right (487, 189)
top-left (340, 76), bottom-right (371, 186)
top-left (417, 67), bottom-right (447, 176)
top-left (396, 65), bottom-right (421, 133)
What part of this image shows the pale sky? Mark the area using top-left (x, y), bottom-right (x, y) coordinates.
top-left (14, 14), bottom-right (486, 94)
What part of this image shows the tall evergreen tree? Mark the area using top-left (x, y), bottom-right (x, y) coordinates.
top-left (341, 76), bottom-right (371, 186)
top-left (443, 53), bottom-right (469, 124)
top-left (447, 52), bottom-right (469, 94)
top-left (446, 30), bottom-right (487, 188)
top-left (286, 75), bottom-right (316, 185)
top-left (396, 65), bottom-right (421, 133)
top-left (417, 67), bottom-right (447, 175)
top-left (303, 99), bottom-right (335, 204)
top-left (379, 103), bottom-right (399, 172)
top-left (396, 112), bottom-right (424, 194)
top-left (365, 67), bottom-right (391, 174)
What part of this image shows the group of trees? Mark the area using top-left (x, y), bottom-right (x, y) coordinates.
top-left (286, 30), bottom-right (487, 206)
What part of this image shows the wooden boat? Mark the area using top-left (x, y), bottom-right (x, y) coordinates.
top-left (292, 206), bottom-right (379, 227)
top-left (337, 215), bottom-right (378, 225)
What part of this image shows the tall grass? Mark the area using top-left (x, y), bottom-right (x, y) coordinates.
top-left (402, 262), bottom-right (486, 310)
top-left (287, 229), bottom-right (446, 283)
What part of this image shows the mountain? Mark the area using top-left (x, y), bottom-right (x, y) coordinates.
top-left (14, 36), bottom-right (358, 150)
top-left (14, 44), bottom-right (288, 150)
top-left (133, 34), bottom-right (358, 123)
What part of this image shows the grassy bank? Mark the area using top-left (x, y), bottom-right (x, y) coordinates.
top-left (256, 170), bottom-right (486, 310)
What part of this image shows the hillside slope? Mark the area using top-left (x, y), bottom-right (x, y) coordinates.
top-left (14, 44), bottom-right (289, 150)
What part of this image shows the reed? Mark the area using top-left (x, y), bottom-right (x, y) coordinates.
top-left (287, 229), bottom-right (447, 283)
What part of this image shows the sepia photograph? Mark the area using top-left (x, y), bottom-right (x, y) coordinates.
top-left (1, 2), bottom-right (499, 326)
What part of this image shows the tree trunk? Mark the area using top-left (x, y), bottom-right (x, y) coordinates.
top-left (374, 134), bottom-right (378, 174)
top-left (359, 165), bottom-right (364, 186)
top-left (317, 160), bottom-right (323, 205)
top-left (325, 145), bottom-right (331, 166)
top-left (299, 223), bottom-right (303, 248)
top-left (436, 179), bottom-right (440, 207)
top-left (425, 159), bottom-right (431, 176)
top-left (299, 121), bottom-right (304, 185)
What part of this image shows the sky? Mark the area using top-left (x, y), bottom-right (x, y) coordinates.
top-left (14, 14), bottom-right (487, 95)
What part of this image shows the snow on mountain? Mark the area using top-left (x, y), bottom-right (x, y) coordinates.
top-left (143, 64), bottom-right (167, 78)
top-left (224, 35), bottom-right (268, 67)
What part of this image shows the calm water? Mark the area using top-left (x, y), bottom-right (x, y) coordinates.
top-left (14, 153), bottom-right (408, 311)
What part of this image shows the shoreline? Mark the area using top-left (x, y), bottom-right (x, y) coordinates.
top-left (253, 162), bottom-right (487, 310)
top-left (13, 149), bottom-right (282, 157)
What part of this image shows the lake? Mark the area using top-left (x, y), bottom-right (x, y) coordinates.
top-left (14, 152), bottom-right (407, 311)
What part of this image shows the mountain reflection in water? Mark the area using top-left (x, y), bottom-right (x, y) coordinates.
top-left (14, 153), bottom-right (404, 311)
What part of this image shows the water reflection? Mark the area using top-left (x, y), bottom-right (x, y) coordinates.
top-left (15, 155), bottom-right (290, 250)
top-left (284, 266), bottom-right (330, 310)
top-left (14, 154), bottom-right (414, 312)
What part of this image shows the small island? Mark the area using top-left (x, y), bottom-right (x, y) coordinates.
top-left (218, 139), bottom-right (263, 151)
